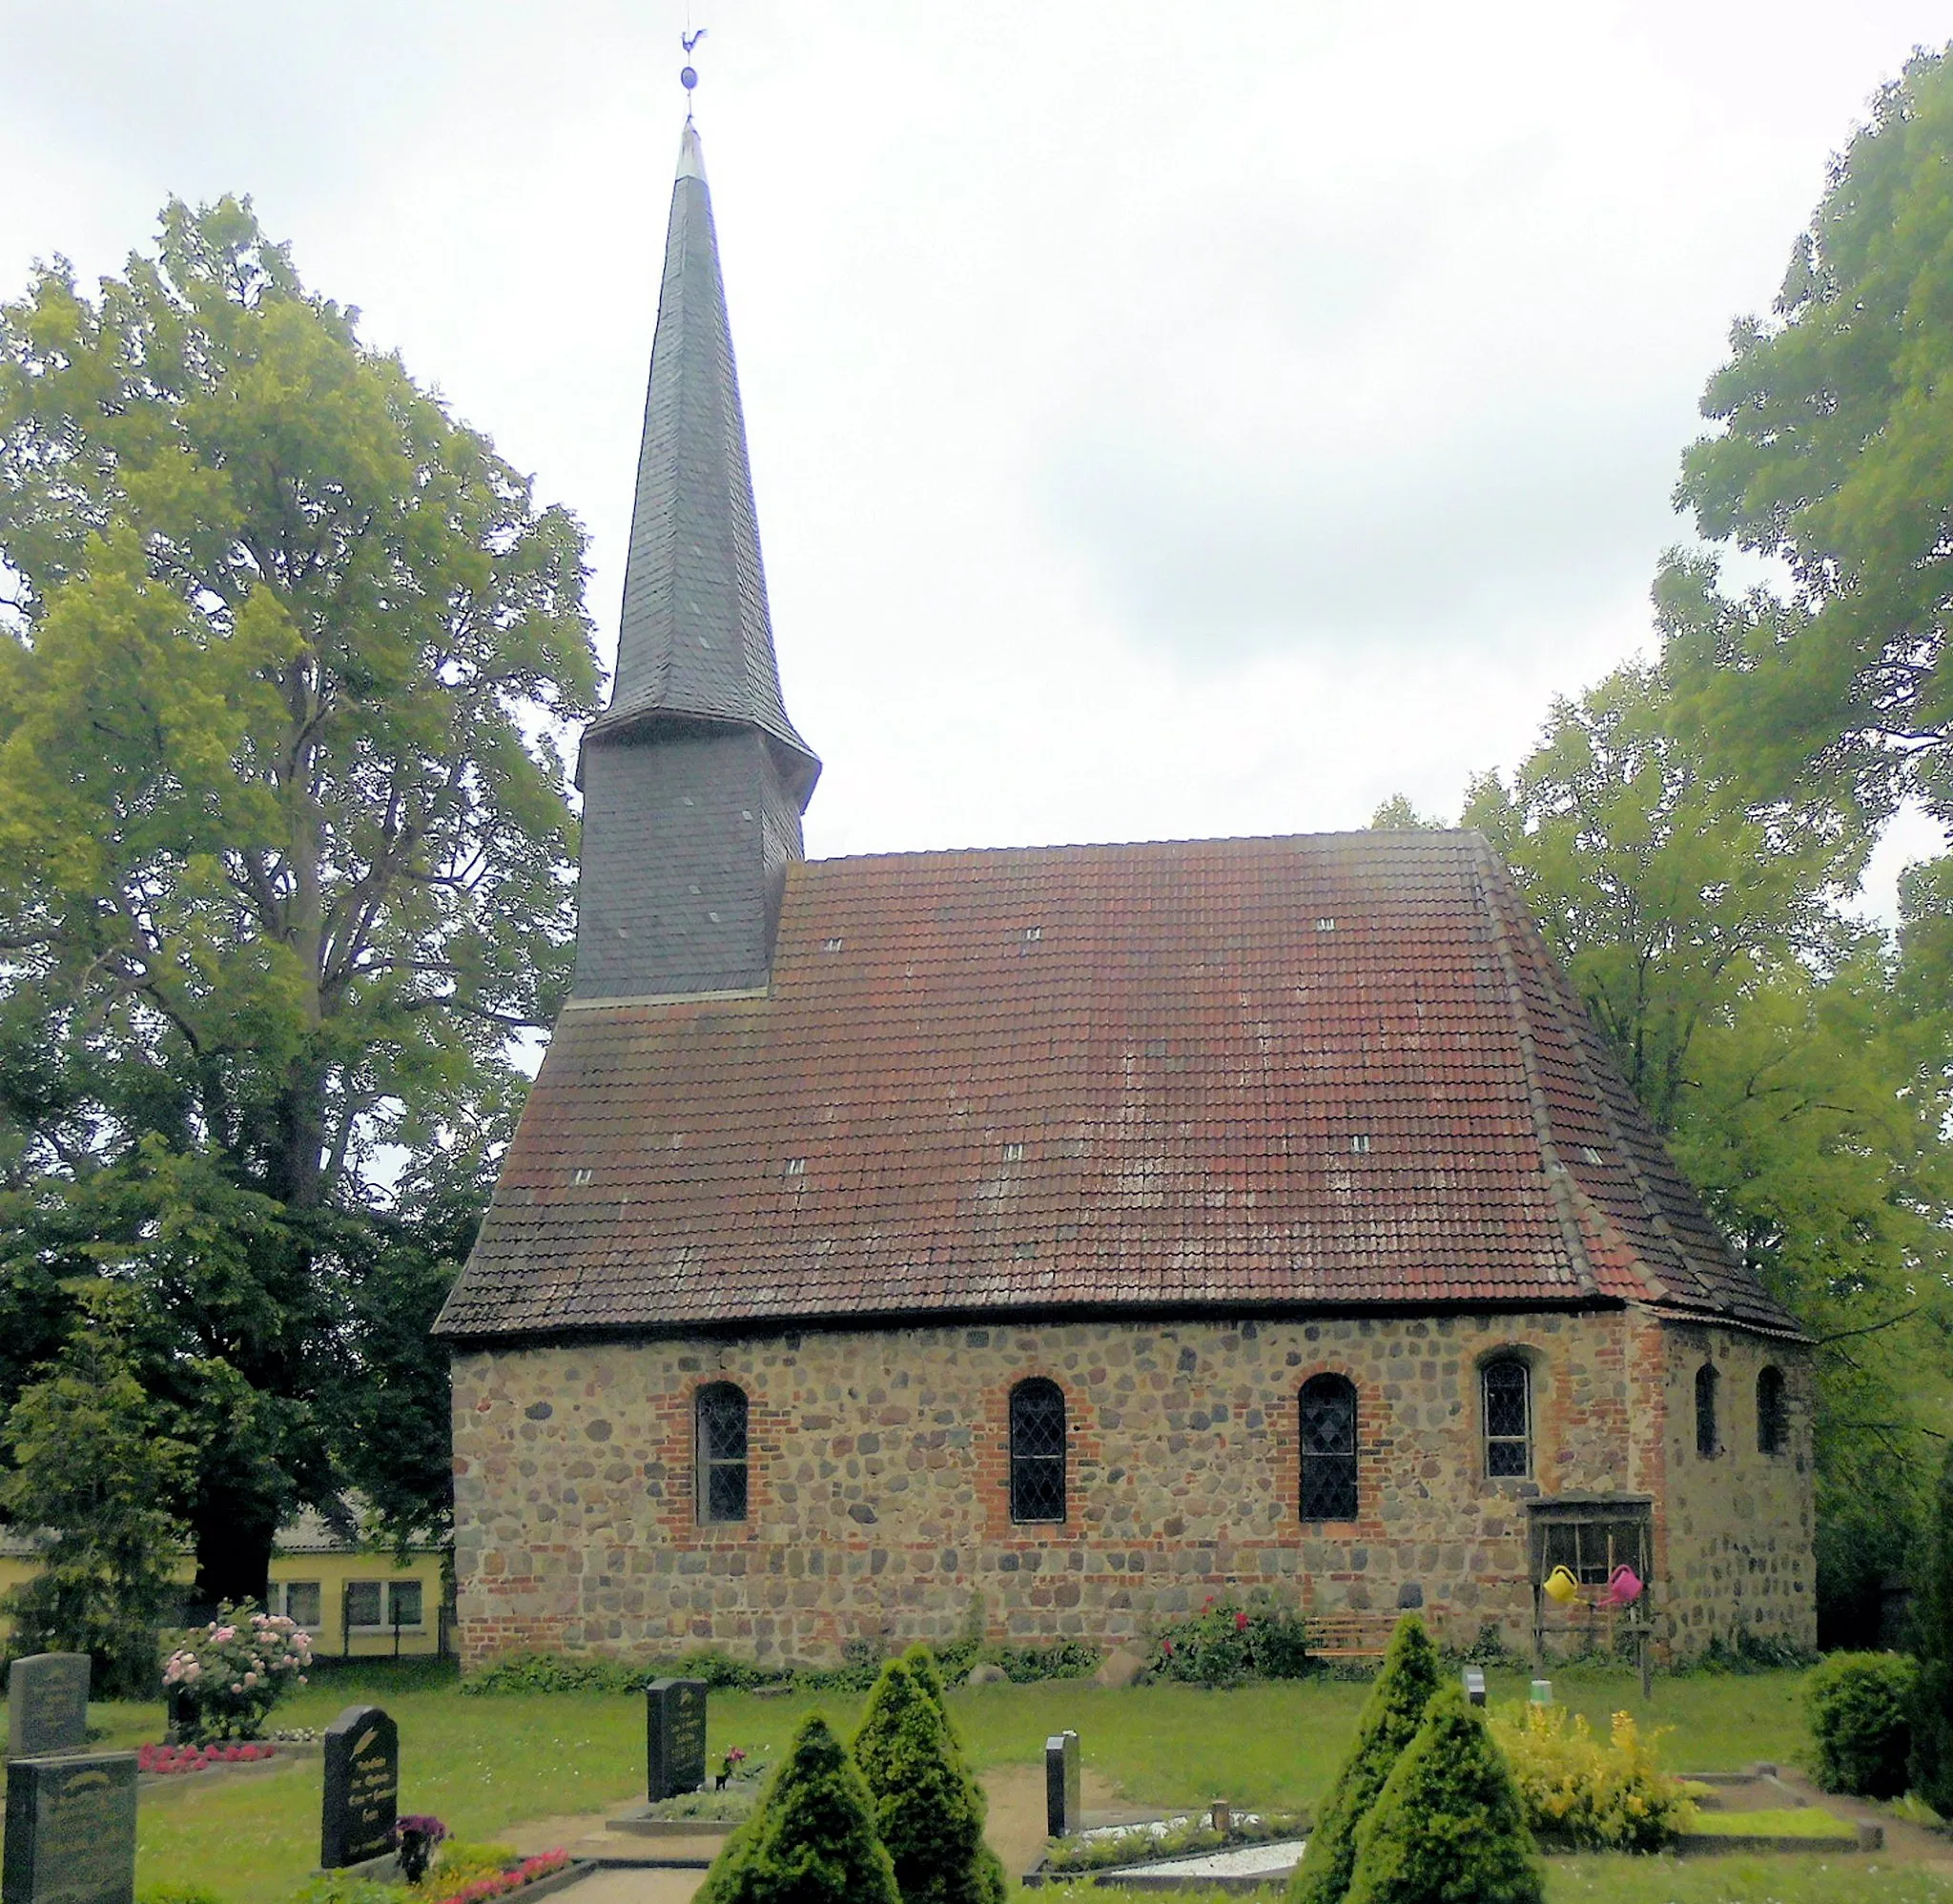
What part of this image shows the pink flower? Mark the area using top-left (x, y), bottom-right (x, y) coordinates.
top-left (242, 1671), bottom-right (259, 1688)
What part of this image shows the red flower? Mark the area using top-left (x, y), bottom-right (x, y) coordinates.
top-left (1162, 1639), bottom-right (1175, 1655)
top-left (1235, 1610), bottom-right (1250, 1631)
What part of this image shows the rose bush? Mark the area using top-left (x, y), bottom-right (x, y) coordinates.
top-left (162, 1602), bottom-right (313, 1742)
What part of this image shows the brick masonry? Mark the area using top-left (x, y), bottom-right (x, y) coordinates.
top-left (449, 1308), bottom-right (1814, 1669)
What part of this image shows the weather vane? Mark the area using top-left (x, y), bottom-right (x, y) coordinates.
top-left (681, 26), bottom-right (707, 119)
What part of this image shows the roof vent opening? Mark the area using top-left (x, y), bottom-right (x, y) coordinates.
top-left (783, 1157), bottom-right (807, 1178)
top-left (1316, 918), bottom-right (1337, 932)
top-left (570, 1166), bottom-right (593, 1186)
top-left (1350, 1135), bottom-right (1371, 1155)
top-left (1012, 1241), bottom-right (1038, 1259)
top-left (821, 936), bottom-right (843, 952)
top-left (1002, 1141), bottom-right (1026, 1162)
top-left (1021, 925), bottom-right (1041, 943)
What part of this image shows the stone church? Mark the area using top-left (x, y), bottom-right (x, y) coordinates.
top-left (435, 125), bottom-right (1816, 1669)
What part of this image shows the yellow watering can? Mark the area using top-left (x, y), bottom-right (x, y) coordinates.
top-left (1542, 1565), bottom-right (1580, 1606)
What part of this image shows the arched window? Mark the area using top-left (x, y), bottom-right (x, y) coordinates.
top-left (1299, 1375), bottom-right (1359, 1521)
top-left (696, 1382), bottom-right (749, 1523)
top-left (1009, 1379), bottom-right (1067, 1524)
top-left (1757, 1366), bottom-right (1788, 1456)
top-left (1695, 1363), bottom-right (1719, 1459)
top-left (1483, 1358), bottom-right (1532, 1477)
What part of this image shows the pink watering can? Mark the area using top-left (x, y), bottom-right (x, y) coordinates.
top-left (1606, 1563), bottom-right (1643, 1607)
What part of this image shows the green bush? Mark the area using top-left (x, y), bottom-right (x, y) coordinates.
top-left (1346, 1684), bottom-right (1544, 1904)
top-left (1911, 1442), bottom-right (1953, 1812)
top-left (853, 1653), bottom-right (1005, 1904)
top-left (1153, 1594), bottom-right (1313, 1686)
top-left (1286, 1613), bottom-right (1443, 1904)
top-left (697, 1710), bottom-right (899, 1904)
top-left (1487, 1702), bottom-right (1692, 1850)
top-left (1807, 1650), bottom-right (1918, 1797)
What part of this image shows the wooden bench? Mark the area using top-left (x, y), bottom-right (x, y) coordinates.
top-left (1306, 1612), bottom-right (1399, 1660)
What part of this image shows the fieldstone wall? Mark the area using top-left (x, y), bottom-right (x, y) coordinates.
top-left (449, 1307), bottom-right (1814, 1669)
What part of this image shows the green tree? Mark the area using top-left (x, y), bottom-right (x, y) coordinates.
top-left (697, 1711), bottom-right (900, 1904)
top-left (1368, 795), bottom-right (1444, 830)
top-left (0, 197), bottom-right (599, 1599)
top-left (1660, 46), bottom-right (1953, 906)
top-left (0, 1289), bottom-right (195, 1694)
top-left (1288, 1614), bottom-right (1443, 1904)
top-left (1910, 1443), bottom-right (1953, 1811)
top-left (853, 1654), bottom-right (1005, 1904)
top-left (1467, 665), bottom-right (1953, 1639)
top-left (1345, 1685), bottom-right (1543, 1904)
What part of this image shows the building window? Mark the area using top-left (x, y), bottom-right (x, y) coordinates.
top-left (1483, 1358), bottom-right (1532, 1477)
top-left (387, 1581), bottom-right (423, 1628)
top-left (1757, 1365), bottom-right (1788, 1456)
top-left (1299, 1375), bottom-right (1359, 1521)
top-left (696, 1382), bottom-right (750, 1524)
top-left (281, 1581), bottom-right (321, 1628)
top-left (1696, 1363), bottom-right (1719, 1458)
top-left (344, 1581), bottom-right (383, 1629)
top-left (1009, 1378), bottom-right (1067, 1524)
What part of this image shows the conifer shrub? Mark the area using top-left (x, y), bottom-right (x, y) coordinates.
top-left (1345, 1684), bottom-right (1544, 1904)
top-left (1286, 1613), bottom-right (1443, 1904)
top-left (1806, 1650), bottom-right (1917, 1797)
top-left (695, 1711), bottom-right (899, 1904)
top-left (853, 1654), bottom-right (1006, 1904)
top-left (1911, 1442), bottom-right (1953, 1812)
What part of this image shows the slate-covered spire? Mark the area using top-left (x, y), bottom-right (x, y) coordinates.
top-left (572, 123), bottom-right (820, 1000)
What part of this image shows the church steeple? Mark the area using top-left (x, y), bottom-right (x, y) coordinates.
top-left (572, 123), bottom-right (821, 1000)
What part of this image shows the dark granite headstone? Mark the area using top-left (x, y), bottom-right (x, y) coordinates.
top-left (7, 1656), bottom-right (90, 1761)
top-left (1044, 1730), bottom-right (1080, 1838)
top-left (320, 1704), bottom-right (399, 1870)
top-left (2, 1751), bottom-right (136, 1904)
top-left (645, 1678), bottom-right (708, 1801)
top-left (1462, 1668), bottom-right (1488, 1707)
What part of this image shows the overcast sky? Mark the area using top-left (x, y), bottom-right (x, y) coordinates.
top-left (3, 1), bottom-right (1947, 908)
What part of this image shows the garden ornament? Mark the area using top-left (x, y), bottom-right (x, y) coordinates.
top-left (1607, 1563), bottom-right (1644, 1607)
top-left (1543, 1564), bottom-right (1580, 1605)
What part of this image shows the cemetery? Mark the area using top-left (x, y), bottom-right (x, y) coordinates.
top-left (0, 1624), bottom-right (1944, 1903)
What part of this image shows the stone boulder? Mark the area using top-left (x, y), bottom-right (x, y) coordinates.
top-left (1095, 1648), bottom-right (1148, 1689)
top-left (964, 1663), bottom-right (1010, 1687)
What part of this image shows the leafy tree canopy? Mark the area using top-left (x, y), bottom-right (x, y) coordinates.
top-left (1662, 44), bottom-right (1953, 839)
top-left (0, 195), bottom-right (599, 1599)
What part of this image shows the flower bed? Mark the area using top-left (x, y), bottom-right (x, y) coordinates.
top-left (1042, 1812), bottom-right (1308, 1874)
top-left (436, 1851), bottom-right (572, 1903)
top-left (139, 1740), bottom-right (278, 1775)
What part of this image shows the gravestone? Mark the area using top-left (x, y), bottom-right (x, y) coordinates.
top-left (7, 1656), bottom-right (90, 1761)
top-left (3, 1751), bottom-right (137, 1904)
top-left (1044, 1730), bottom-right (1080, 1838)
top-left (1462, 1668), bottom-right (1487, 1707)
top-left (320, 1704), bottom-right (399, 1870)
top-left (645, 1678), bottom-right (708, 1802)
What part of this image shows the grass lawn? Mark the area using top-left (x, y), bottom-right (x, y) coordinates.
top-left (16, 1658), bottom-right (1852, 1904)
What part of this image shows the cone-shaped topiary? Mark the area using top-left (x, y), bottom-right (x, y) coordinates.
top-left (854, 1653), bottom-right (1007, 1904)
top-left (1912, 1441), bottom-right (1953, 1812)
top-left (696, 1711), bottom-right (899, 1904)
top-left (1287, 1614), bottom-right (1444, 1904)
top-left (1345, 1684), bottom-right (1543, 1904)
top-left (903, 1643), bottom-right (951, 1715)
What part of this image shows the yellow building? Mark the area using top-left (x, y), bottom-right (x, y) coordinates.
top-left (268, 1506), bottom-right (449, 1659)
top-left (0, 1505), bottom-right (449, 1659)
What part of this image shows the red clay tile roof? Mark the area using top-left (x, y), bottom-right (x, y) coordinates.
top-left (435, 831), bottom-right (1800, 1341)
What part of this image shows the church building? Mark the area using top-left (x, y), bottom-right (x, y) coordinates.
top-left (435, 124), bottom-right (1816, 1669)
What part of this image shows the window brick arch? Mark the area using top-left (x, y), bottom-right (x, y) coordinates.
top-left (695, 1382), bottom-right (750, 1523)
top-left (1757, 1365), bottom-right (1788, 1456)
top-left (1696, 1362), bottom-right (1719, 1459)
top-left (1299, 1373), bottom-right (1359, 1521)
top-left (1482, 1356), bottom-right (1532, 1478)
top-left (1009, 1378), bottom-right (1067, 1524)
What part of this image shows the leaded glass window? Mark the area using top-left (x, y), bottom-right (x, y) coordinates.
top-left (697, 1382), bottom-right (750, 1523)
top-left (1696, 1363), bottom-right (1718, 1459)
top-left (1299, 1375), bottom-right (1359, 1521)
top-left (1757, 1365), bottom-right (1787, 1456)
top-left (1483, 1358), bottom-right (1532, 1478)
top-left (1010, 1379), bottom-right (1067, 1524)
